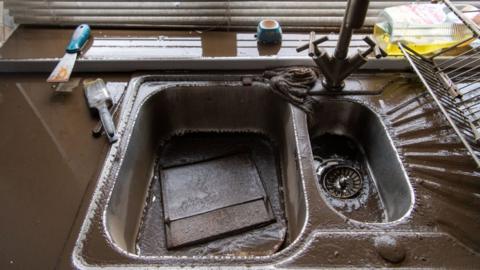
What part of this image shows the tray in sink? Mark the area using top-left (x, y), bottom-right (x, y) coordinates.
top-left (160, 152), bottom-right (275, 249)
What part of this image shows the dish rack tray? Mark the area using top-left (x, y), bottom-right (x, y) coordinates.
top-left (399, 0), bottom-right (480, 167)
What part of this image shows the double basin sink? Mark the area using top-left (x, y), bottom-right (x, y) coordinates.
top-left (71, 73), bottom-right (477, 268)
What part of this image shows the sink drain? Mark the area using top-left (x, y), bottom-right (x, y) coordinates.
top-left (322, 165), bottom-right (363, 199)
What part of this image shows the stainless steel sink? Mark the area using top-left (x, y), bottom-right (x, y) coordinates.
top-left (308, 99), bottom-right (413, 223)
top-left (74, 74), bottom-right (313, 267)
top-left (104, 77), bottom-right (307, 255)
top-left (72, 73), bottom-right (480, 269)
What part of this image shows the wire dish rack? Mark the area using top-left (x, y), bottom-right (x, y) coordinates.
top-left (399, 0), bottom-right (480, 167)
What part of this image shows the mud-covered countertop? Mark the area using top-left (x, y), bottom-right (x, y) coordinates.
top-left (1, 26), bottom-right (479, 270)
top-left (0, 72), bottom-right (131, 270)
top-left (0, 26), bottom-right (313, 270)
top-left (0, 26), bottom-right (238, 269)
top-left (1, 26), bottom-right (413, 74)
top-left (0, 26), bottom-right (372, 60)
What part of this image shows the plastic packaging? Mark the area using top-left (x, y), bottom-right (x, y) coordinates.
top-left (373, 3), bottom-right (479, 55)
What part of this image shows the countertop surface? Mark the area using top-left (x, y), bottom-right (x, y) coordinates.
top-left (0, 26), bottom-right (428, 270)
top-left (0, 26), bottom-right (371, 60)
top-left (1, 26), bottom-right (479, 270)
top-left (0, 72), bottom-right (129, 269)
top-left (0, 26), bottom-right (310, 269)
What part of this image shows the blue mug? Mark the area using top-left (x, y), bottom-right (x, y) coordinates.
top-left (256, 19), bottom-right (282, 44)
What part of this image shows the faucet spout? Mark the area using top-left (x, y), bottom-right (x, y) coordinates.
top-left (296, 0), bottom-right (386, 91)
top-left (335, 0), bottom-right (370, 60)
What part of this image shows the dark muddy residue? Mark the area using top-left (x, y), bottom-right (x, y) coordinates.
top-left (374, 235), bottom-right (407, 264)
top-left (312, 133), bottom-right (387, 223)
top-left (135, 132), bottom-right (287, 256)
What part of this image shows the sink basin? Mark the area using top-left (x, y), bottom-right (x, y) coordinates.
top-left (86, 75), bottom-right (308, 260)
top-left (308, 99), bottom-right (413, 223)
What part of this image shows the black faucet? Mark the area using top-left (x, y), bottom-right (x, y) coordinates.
top-left (296, 0), bottom-right (387, 91)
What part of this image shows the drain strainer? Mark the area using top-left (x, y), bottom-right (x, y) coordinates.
top-left (322, 165), bottom-right (363, 198)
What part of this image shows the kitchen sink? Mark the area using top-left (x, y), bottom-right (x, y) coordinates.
top-left (105, 79), bottom-right (306, 256)
top-left (74, 74), bottom-right (312, 266)
top-left (72, 73), bottom-right (480, 269)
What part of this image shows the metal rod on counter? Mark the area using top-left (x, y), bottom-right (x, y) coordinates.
top-left (459, 92), bottom-right (480, 106)
top-left (443, 49), bottom-right (480, 72)
top-left (429, 36), bottom-right (476, 60)
top-left (441, 51), bottom-right (480, 72)
top-left (435, 43), bottom-right (479, 69)
top-left (449, 63), bottom-right (480, 80)
top-left (400, 42), bottom-right (480, 167)
top-left (464, 107), bottom-right (480, 118)
top-left (457, 75), bottom-right (480, 89)
top-left (460, 84), bottom-right (480, 95)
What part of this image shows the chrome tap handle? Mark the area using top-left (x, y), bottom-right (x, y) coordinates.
top-left (363, 36), bottom-right (387, 59)
top-left (296, 32), bottom-right (328, 56)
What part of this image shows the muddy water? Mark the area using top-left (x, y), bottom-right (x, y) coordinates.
top-left (0, 26), bottom-right (374, 60)
top-left (0, 27), bottom-right (247, 59)
top-left (0, 73), bottom-right (129, 269)
top-left (136, 132), bottom-right (287, 256)
top-left (1, 65), bottom-right (479, 268)
top-left (0, 26), bottom-right (307, 60)
top-left (382, 87), bottom-right (480, 251)
top-left (311, 134), bottom-right (387, 223)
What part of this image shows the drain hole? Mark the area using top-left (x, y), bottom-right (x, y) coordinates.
top-left (322, 165), bottom-right (363, 199)
top-left (311, 134), bottom-right (387, 222)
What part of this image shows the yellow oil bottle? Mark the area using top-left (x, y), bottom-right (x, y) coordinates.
top-left (373, 3), bottom-right (478, 56)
